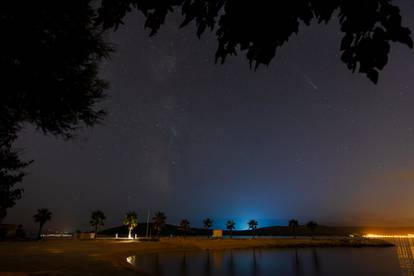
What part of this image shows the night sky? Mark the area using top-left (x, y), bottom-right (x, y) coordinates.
top-left (7, 1), bottom-right (414, 232)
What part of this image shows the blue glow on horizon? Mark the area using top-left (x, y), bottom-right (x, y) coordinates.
top-left (212, 218), bottom-right (288, 230)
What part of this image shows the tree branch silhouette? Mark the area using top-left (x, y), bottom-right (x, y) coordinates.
top-left (98, 0), bottom-right (413, 83)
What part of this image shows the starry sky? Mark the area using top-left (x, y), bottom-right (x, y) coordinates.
top-left (7, 1), bottom-right (414, 232)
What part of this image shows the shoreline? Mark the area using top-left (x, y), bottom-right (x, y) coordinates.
top-left (0, 237), bottom-right (393, 275)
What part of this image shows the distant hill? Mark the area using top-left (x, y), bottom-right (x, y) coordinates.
top-left (99, 223), bottom-right (414, 237)
top-left (234, 226), bottom-right (414, 236)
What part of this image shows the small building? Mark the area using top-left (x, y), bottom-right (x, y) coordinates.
top-left (212, 229), bottom-right (223, 238)
top-left (74, 232), bottom-right (95, 240)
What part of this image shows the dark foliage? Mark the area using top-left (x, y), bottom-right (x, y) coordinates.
top-left (97, 0), bottom-right (412, 83)
top-left (179, 219), bottom-right (190, 236)
top-left (226, 219), bottom-right (236, 238)
top-left (248, 219), bottom-right (258, 237)
top-left (1, 1), bottom-right (111, 139)
top-left (289, 219), bottom-right (299, 238)
top-left (0, 133), bottom-right (31, 223)
top-left (153, 211), bottom-right (167, 236)
top-left (90, 210), bottom-right (106, 238)
top-left (306, 220), bottom-right (318, 239)
top-left (33, 208), bottom-right (52, 239)
top-left (203, 217), bottom-right (213, 230)
top-left (0, 1), bottom-right (112, 218)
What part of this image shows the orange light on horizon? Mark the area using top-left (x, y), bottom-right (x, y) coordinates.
top-left (364, 234), bottom-right (414, 238)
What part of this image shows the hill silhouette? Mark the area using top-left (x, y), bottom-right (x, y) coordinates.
top-left (99, 223), bottom-right (414, 237)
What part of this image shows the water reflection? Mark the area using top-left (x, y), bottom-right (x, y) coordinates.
top-left (251, 249), bottom-right (259, 275)
top-left (385, 237), bottom-right (414, 276)
top-left (205, 251), bottom-right (211, 276)
top-left (227, 250), bottom-right (235, 276)
top-left (312, 249), bottom-right (321, 275)
top-left (180, 253), bottom-right (187, 276)
top-left (130, 245), bottom-right (402, 276)
top-left (154, 253), bottom-right (163, 276)
top-left (292, 249), bottom-right (303, 276)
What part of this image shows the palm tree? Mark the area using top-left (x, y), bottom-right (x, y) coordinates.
top-left (306, 220), bottom-right (318, 239)
top-left (203, 217), bottom-right (213, 233)
top-left (33, 208), bottom-right (52, 240)
top-left (226, 220), bottom-right (236, 238)
top-left (90, 210), bottom-right (106, 239)
top-left (123, 211), bottom-right (138, 239)
top-left (179, 219), bottom-right (190, 237)
top-left (288, 219), bottom-right (299, 239)
top-left (153, 211), bottom-right (167, 237)
top-left (248, 219), bottom-right (258, 238)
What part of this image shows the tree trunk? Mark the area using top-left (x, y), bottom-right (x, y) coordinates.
top-left (95, 225), bottom-right (98, 239)
top-left (0, 208), bottom-right (7, 224)
top-left (37, 223), bottom-right (44, 240)
top-left (128, 227), bottom-right (132, 239)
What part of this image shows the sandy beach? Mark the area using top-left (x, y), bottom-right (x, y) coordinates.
top-left (0, 237), bottom-right (392, 275)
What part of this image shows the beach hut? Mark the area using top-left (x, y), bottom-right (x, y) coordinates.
top-left (212, 229), bottom-right (223, 238)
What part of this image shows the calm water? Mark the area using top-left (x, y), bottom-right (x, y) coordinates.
top-left (127, 238), bottom-right (414, 276)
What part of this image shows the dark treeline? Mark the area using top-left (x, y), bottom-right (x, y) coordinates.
top-left (97, 223), bottom-right (355, 237)
top-left (1, 0), bottom-right (413, 222)
top-left (99, 223), bottom-right (414, 238)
